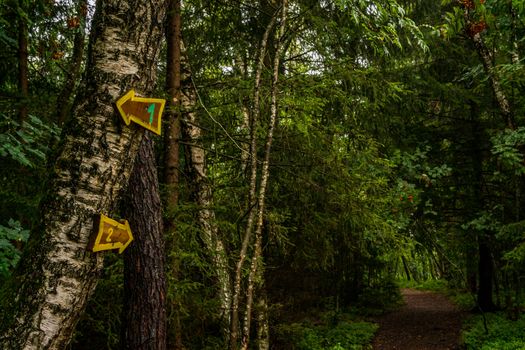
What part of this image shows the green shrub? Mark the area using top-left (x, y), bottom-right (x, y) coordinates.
top-left (463, 313), bottom-right (525, 350)
top-left (397, 279), bottom-right (475, 310)
top-left (275, 317), bottom-right (378, 350)
top-left (357, 279), bottom-right (403, 314)
top-left (0, 219), bottom-right (29, 278)
top-left (414, 279), bottom-right (448, 292)
top-left (451, 292), bottom-right (475, 310)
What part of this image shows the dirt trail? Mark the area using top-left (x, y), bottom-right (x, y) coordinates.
top-left (372, 289), bottom-right (465, 350)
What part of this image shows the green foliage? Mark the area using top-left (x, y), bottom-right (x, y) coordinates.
top-left (463, 313), bottom-right (525, 350)
top-left (413, 278), bottom-right (449, 292)
top-left (72, 256), bottom-right (124, 350)
top-left (496, 221), bottom-right (525, 277)
top-left (0, 113), bottom-right (60, 168)
top-left (398, 279), bottom-right (476, 310)
top-left (452, 292), bottom-right (476, 311)
top-left (275, 315), bottom-right (377, 350)
top-left (164, 203), bottom-right (228, 349)
top-left (491, 128), bottom-right (525, 174)
top-left (355, 279), bottom-right (403, 315)
top-left (0, 219), bottom-right (29, 278)
top-left (0, 113), bottom-right (60, 238)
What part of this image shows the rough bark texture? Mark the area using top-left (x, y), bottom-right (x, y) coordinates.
top-left (122, 135), bottom-right (166, 350)
top-left (179, 41), bottom-right (232, 335)
top-left (0, 0), bottom-right (166, 349)
top-left (164, 0), bottom-right (182, 207)
top-left (56, 0), bottom-right (88, 125)
top-left (165, 2), bottom-right (184, 348)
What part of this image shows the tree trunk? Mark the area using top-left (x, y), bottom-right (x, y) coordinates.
top-left (179, 41), bottom-right (232, 338)
top-left (164, 1), bottom-right (184, 348)
top-left (0, 0), bottom-right (166, 348)
top-left (164, 0), bottom-right (182, 207)
top-left (401, 256), bottom-right (411, 281)
top-left (255, 287), bottom-right (270, 350)
top-left (56, 0), bottom-right (88, 125)
top-left (230, 14), bottom-right (277, 350)
top-left (471, 32), bottom-right (515, 130)
top-left (469, 103), bottom-right (496, 312)
top-left (477, 242), bottom-right (496, 311)
top-left (122, 135), bottom-right (167, 350)
top-left (240, 3), bottom-right (288, 349)
top-left (466, 243), bottom-right (477, 294)
top-left (465, 5), bottom-right (515, 130)
top-left (18, 0), bottom-right (28, 122)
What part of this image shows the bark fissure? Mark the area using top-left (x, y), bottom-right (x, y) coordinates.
top-left (0, 0), bottom-right (166, 349)
top-left (123, 135), bottom-right (167, 350)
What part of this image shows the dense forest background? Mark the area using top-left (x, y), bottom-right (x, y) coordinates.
top-left (1, 0), bottom-right (525, 349)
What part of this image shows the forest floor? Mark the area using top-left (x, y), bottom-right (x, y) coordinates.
top-left (371, 288), bottom-right (465, 350)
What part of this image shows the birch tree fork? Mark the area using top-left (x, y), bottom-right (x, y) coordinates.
top-left (241, 2), bottom-right (288, 349)
top-left (0, 0), bottom-right (166, 348)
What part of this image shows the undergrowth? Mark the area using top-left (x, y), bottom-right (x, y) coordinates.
top-left (274, 312), bottom-right (378, 350)
top-left (398, 279), bottom-right (525, 349)
top-left (397, 278), bottom-right (475, 310)
top-left (462, 312), bottom-right (525, 350)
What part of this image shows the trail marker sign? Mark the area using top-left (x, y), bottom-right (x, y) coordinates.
top-left (89, 214), bottom-right (133, 253)
top-left (116, 89), bottom-right (166, 135)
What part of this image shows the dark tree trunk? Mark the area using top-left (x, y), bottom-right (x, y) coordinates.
top-left (469, 103), bottom-right (496, 312)
top-left (122, 135), bottom-right (167, 350)
top-left (164, 1), bottom-right (184, 348)
top-left (164, 0), bottom-right (182, 204)
top-left (466, 244), bottom-right (477, 294)
top-left (401, 256), bottom-right (411, 281)
top-left (477, 242), bottom-right (496, 311)
top-left (0, 0), bottom-right (166, 348)
top-left (56, 0), bottom-right (88, 125)
top-left (18, 0), bottom-right (28, 122)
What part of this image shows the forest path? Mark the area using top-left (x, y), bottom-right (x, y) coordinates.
top-left (371, 288), bottom-right (465, 350)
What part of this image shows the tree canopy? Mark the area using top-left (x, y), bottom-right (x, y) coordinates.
top-left (1, 0), bottom-right (525, 349)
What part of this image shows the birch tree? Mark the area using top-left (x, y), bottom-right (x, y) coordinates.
top-left (0, 0), bottom-right (166, 348)
top-left (179, 40), bottom-right (233, 336)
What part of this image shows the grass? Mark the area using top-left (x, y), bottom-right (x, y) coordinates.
top-left (462, 312), bottom-right (525, 350)
top-left (274, 312), bottom-right (378, 350)
top-left (396, 278), bottom-right (475, 310)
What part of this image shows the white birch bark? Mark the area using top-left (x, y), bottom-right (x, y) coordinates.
top-left (0, 1), bottom-right (166, 349)
top-left (178, 42), bottom-right (233, 333)
top-left (240, 2), bottom-right (288, 349)
top-left (229, 15), bottom-right (277, 350)
top-left (471, 32), bottom-right (514, 129)
top-left (463, 6), bottom-right (515, 129)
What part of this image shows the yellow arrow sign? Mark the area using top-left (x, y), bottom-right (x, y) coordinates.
top-left (89, 214), bottom-right (133, 254)
top-left (116, 89), bottom-right (166, 135)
